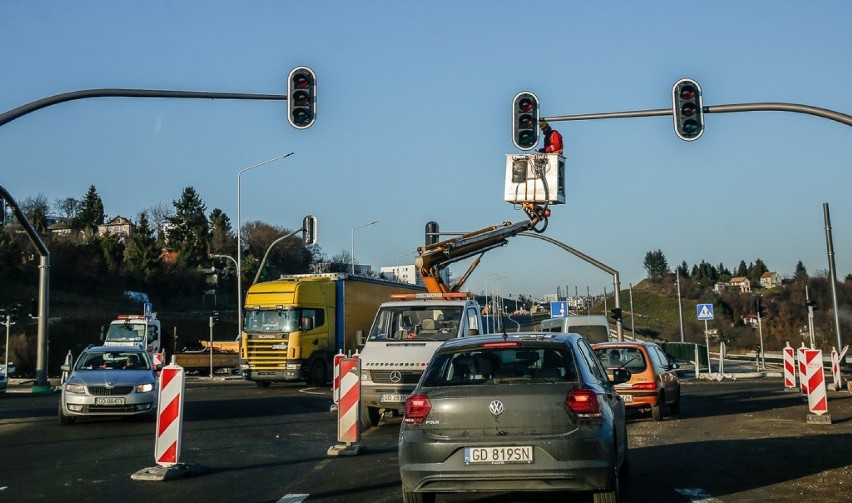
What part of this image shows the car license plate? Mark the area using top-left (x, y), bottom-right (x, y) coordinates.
top-left (621, 394), bottom-right (633, 403)
top-left (464, 446), bottom-right (533, 465)
top-left (95, 397), bottom-right (126, 405)
top-left (380, 393), bottom-right (406, 403)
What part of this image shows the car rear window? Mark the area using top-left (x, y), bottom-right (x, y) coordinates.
top-left (421, 346), bottom-right (578, 386)
top-left (594, 347), bottom-right (647, 372)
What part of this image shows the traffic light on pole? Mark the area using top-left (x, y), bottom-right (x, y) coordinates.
top-left (512, 91), bottom-right (540, 151)
top-left (610, 307), bottom-right (623, 324)
top-left (303, 214), bottom-right (317, 246)
top-left (287, 66), bottom-right (316, 129)
top-left (425, 221), bottom-right (440, 246)
top-left (672, 78), bottom-right (704, 141)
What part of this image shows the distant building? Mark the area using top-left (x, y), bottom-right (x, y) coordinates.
top-left (715, 276), bottom-right (752, 294)
top-left (760, 271), bottom-right (782, 289)
top-left (379, 264), bottom-right (424, 287)
top-left (98, 216), bottom-right (134, 242)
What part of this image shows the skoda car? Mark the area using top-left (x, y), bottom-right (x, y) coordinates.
top-left (398, 333), bottom-right (631, 503)
top-left (59, 345), bottom-right (158, 425)
top-left (593, 341), bottom-right (681, 421)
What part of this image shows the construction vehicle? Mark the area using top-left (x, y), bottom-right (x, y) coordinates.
top-left (359, 153), bottom-right (566, 425)
top-left (239, 273), bottom-right (423, 387)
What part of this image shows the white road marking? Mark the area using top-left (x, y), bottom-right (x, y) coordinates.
top-left (277, 494), bottom-right (310, 503)
top-left (675, 488), bottom-right (721, 502)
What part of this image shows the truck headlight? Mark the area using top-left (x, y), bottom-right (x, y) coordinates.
top-left (361, 370), bottom-right (371, 381)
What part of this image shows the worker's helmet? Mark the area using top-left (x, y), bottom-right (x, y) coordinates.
top-left (539, 119), bottom-right (549, 130)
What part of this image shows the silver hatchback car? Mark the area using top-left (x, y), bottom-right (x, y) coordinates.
top-left (59, 345), bottom-right (158, 425)
top-left (399, 332), bottom-right (630, 503)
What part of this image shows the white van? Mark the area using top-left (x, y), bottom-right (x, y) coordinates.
top-left (539, 314), bottom-right (612, 344)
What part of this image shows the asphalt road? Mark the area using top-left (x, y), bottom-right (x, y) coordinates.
top-left (1, 375), bottom-right (850, 502)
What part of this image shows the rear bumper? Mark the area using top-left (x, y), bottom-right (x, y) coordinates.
top-left (242, 369), bottom-right (302, 382)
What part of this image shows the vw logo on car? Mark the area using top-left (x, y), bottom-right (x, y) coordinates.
top-left (489, 399), bottom-right (504, 416)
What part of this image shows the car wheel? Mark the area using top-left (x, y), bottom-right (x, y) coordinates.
top-left (366, 406), bottom-right (382, 427)
top-left (651, 392), bottom-right (665, 421)
top-left (308, 360), bottom-right (326, 387)
top-left (402, 489), bottom-right (435, 503)
top-left (593, 466), bottom-right (620, 503)
top-left (58, 402), bottom-right (75, 425)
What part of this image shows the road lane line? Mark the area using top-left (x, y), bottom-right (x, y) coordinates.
top-left (277, 494), bottom-right (309, 503)
top-left (675, 488), bottom-right (721, 502)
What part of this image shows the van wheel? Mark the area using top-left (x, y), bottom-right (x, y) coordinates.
top-left (366, 406), bottom-right (382, 427)
top-left (308, 360), bottom-right (326, 386)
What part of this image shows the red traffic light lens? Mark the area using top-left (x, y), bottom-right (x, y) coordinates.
top-left (292, 74), bottom-right (311, 89)
top-left (518, 98), bottom-right (534, 112)
top-left (679, 85), bottom-right (695, 100)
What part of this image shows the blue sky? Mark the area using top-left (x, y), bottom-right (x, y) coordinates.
top-left (2, 1), bottom-right (851, 301)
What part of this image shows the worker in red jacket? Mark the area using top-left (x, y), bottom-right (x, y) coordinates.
top-left (538, 120), bottom-right (563, 155)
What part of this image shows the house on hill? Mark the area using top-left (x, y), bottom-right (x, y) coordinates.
top-left (760, 271), bottom-right (783, 289)
top-left (98, 216), bottom-right (134, 241)
top-left (715, 276), bottom-right (752, 294)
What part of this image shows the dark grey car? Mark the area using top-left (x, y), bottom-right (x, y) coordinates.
top-left (398, 332), bottom-right (630, 503)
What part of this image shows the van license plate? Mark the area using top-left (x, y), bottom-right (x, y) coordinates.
top-left (380, 393), bottom-right (406, 402)
top-left (465, 446), bottom-right (533, 465)
top-left (95, 397), bottom-right (125, 405)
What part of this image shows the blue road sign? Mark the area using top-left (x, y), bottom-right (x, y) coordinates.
top-left (696, 303), bottom-right (714, 321)
top-left (550, 301), bottom-right (568, 318)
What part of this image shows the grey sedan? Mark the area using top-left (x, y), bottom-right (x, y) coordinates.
top-left (59, 345), bottom-right (158, 425)
top-left (398, 332), bottom-right (630, 503)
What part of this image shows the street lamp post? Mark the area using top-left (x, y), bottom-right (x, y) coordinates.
top-left (237, 153), bottom-right (294, 340)
top-left (351, 220), bottom-right (378, 274)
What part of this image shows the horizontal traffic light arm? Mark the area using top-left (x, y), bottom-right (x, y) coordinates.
top-left (543, 101), bottom-right (852, 128)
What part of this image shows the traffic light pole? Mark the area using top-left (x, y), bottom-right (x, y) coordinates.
top-left (544, 101), bottom-right (852, 128)
top-left (519, 232), bottom-right (624, 341)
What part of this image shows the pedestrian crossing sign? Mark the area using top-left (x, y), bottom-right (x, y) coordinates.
top-left (696, 303), bottom-right (714, 321)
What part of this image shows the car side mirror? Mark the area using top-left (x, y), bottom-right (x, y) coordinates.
top-left (61, 364), bottom-right (71, 372)
top-left (611, 368), bottom-right (631, 385)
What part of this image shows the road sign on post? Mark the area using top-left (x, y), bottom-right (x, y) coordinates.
top-left (550, 301), bottom-right (567, 318)
top-left (696, 303), bottom-right (714, 321)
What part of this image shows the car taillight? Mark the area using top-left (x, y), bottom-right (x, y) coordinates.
top-left (631, 382), bottom-right (657, 391)
top-left (403, 394), bottom-right (432, 424)
top-left (566, 388), bottom-right (601, 418)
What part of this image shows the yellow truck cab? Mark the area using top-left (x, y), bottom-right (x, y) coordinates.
top-left (240, 273), bottom-right (422, 387)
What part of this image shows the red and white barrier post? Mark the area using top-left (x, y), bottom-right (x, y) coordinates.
top-left (783, 342), bottom-right (796, 390)
top-left (804, 349), bottom-right (831, 424)
top-left (131, 362), bottom-right (208, 481)
top-left (831, 345), bottom-right (848, 392)
top-left (327, 356), bottom-right (363, 456)
top-left (797, 344), bottom-right (808, 396)
top-left (330, 350), bottom-right (345, 412)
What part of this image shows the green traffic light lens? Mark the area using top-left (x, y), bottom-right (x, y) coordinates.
top-left (682, 120), bottom-right (700, 135)
top-left (292, 108), bottom-right (313, 125)
top-left (518, 131), bottom-right (535, 147)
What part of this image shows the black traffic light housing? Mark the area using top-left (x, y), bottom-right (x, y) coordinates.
top-left (425, 221), bottom-right (440, 247)
top-left (288, 66), bottom-right (317, 129)
top-left (610, 307), bottom-right (623, 324)
top-left (303, 214), bottom-right (317, 246)
top-left (672, 78), bottom-right (704, 141)
top-left (211, 311), bottom-right (221, 325)
top-left (512, 91), bottom-right (540, 151)
top-left (756, 299), bottom-right (767, 318)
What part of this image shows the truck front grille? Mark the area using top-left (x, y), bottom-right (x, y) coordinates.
top-left (369, 370), bottom-right (422, 384)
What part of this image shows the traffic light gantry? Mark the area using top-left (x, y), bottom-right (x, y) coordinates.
top-left (288, 66), bottom-right (317, 129)
top-left (512, 91), bottom-right (540, 151)
top-left (672, 78), bottom-right (704, 141)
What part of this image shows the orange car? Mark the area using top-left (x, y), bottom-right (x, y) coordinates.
top-left (593, 341), bottom-right (681, 421)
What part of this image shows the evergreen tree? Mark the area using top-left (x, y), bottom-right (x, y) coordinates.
top-left (793, 261), bottom-right (809, 287)
top-left (74, 185), bottom-right (105, 238)
top-left (748, 258), bottom-right (769, 283)
top-left (676, 261), bottom-right (690, 278)
top-left (167, 187), bottom-right (209, 267)
top-left (736, 260), bottom-right (748, 277)
top-left (100, 232), bottom-right (125, 273)
top-left (643, 249), bottom-right (669, 280)
top-left (126, 211), bottom-right (161, 282)
top-left (209, 208), bottom-right (236, 256)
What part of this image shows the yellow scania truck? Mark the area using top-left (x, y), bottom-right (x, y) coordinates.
top-left (240, 273), bottom-right (423, 387)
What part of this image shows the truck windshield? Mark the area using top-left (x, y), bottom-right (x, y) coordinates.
top-left (244, 309), bottom-right (301, 333)
top-left (367, 306), bottom-right (464, 342)
top-left (105, 324), bottom-right (145, 343)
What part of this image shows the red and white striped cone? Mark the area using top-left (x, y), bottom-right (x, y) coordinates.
top-left (804, 349), bottom-right (830, 423)
top-left (327, 357), bottom-right (363, 456)
top-left (782, 342), bottom-right (796, 389)
top-left (155, 364), bottom-right (185, 466)
top-left (331, 350), bottom-right (345, 410)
